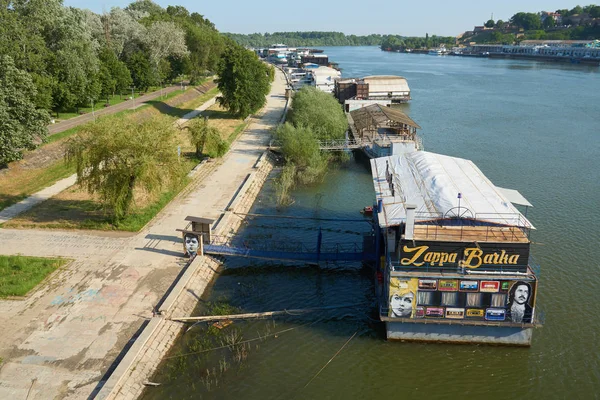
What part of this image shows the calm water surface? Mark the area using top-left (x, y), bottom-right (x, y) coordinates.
top-left (145, 47), bottom-right (600, 400)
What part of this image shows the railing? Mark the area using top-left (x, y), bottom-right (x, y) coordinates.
top-left (408, 211), bottom-right (533, 243)
top-left (209, 235), bottom-right (364, 254)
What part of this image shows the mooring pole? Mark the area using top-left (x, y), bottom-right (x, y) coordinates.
top-left (316, 227), bottom-right (322, 263)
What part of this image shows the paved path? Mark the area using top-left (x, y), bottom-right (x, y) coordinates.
top-left (0, 70), bottom-right (287, 399)
top-left (48, 86), bottom-right (183, 136)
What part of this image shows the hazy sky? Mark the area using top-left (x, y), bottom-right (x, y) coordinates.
top-left (64, 0), bottom-right (590, 36)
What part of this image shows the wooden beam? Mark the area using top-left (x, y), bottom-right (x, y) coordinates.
top-left (170, 303), bottom-right (363, 322)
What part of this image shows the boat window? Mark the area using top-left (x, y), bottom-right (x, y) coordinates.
top-left (441, 292), bottom-right (459, 306)
top-left (466, 293), bottom-right (483, 307)
top-left (417, 291), bottom-right (435, 305)
top-left (491, 293), bottom-right (507, 308)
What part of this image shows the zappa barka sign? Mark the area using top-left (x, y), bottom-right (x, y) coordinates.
top-left (398, 240), bottom-right (530, 272)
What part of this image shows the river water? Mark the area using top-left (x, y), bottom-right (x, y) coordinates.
top-left (144, 47), bottom-right (600, 400)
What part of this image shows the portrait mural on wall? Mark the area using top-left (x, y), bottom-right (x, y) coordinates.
top-left (183, 233), bottom-right (200, 257)
top-left (506, 281), bottom-right (534, 323)
top-left (389, 278), bottom-right (417, 318)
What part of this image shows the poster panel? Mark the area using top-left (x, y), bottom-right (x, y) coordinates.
top-left (445, 308), bottom-right (465, 319)
top-left (425, 307), bottom-right (445, 318)
top-left (438, 280), bottom-right (458, 291)
top-left (506, 281), bottom-right (535, 323)
top-left (183, 233), bottom-right (200, 257)
top-left (388, 278), bottom-right (418, 318)
top-left (459, 280), bottom-right (479, 292)
top-left (418, 279), bottom-right (437, 291)
top-left (415, 306), bottom-right (425, 318)
top-left (485, 308), bottom-right (506, 321)
top-left (466, 308), bottom-right (485, 319)
top-left (480, 281), bottom-right (500, 293)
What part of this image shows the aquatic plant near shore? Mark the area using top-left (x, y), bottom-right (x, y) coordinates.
top-left (274, 86), bottom-right (348, 205)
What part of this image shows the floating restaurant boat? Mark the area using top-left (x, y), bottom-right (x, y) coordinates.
top-left (348, 104), bottom-right (423, 159)
top-left (370, 151), bottom-right (542, 346)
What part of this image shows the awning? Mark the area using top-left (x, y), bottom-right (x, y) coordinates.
top-left (495, 187), bottom-right (533, 207)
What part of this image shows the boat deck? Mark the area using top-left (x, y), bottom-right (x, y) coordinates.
top-left (413, 225), bottom-right (529, 243)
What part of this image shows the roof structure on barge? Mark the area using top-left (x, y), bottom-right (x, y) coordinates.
top-left (350, 104), bottom-right (421, 132)
top-left (370, 151), bottom-right (534, 229)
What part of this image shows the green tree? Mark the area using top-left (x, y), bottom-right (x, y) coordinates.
top-left (510, 12), bottom-right (542, 30)
top-left (183, 117), bottom-right (228, 158)
top-left (127, 50), bottom-right (154, 91)
top-left (216, 41), bottom-right (271, 118)
top-left (485, 19), bottom-right (495, 28)
top-left (543, 16), bottom-right (556, 29)
top-left (65, 115), bottom-right (184, 220)
top-left (0, 56), bottom-right (50, 167)
top-left (288, 87), bottom-right (347, 141)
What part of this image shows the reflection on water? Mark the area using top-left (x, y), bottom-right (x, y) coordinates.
top-left (144, 47), bottom-right (600, 400)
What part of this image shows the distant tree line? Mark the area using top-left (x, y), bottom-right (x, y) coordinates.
top-left (380, 34), bottom-right (456, 51)
top-left (224, 31), bottom-right (384, 47)
top-left (0, 0), bottom-right (225, 166)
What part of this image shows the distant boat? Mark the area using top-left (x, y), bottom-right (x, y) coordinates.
top-left (428, 45), bottom-right (449, 56)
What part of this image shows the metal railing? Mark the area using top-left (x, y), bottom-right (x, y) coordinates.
top-left (209, 235), bottom-right (364, 254)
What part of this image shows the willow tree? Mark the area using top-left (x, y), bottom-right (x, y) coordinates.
top-left (65, 115), bottom-right (184, 220)
top-left (183, 117), bottom-right (228, 158)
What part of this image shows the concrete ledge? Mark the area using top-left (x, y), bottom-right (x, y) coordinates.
top-left (94, 318), bottom-right (162, 400)
top-left (158, 255), bottom-right (205, 315)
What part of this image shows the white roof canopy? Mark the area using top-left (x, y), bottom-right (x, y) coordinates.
top-left (496, 187), bottom-right (533, 207)
top-left (371, 152), bottom-right (534, 229)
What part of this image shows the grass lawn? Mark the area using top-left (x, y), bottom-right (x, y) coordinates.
top-left (4, 103), bottom-right (248, 232)
top-left (0, 82), bottom-right (217, 213)
top-left (0, 159), bottom-right (75, 210)
top-left (0, 255), bottom-right (68, 297)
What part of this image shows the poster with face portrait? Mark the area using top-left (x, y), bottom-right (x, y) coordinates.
top-left (389, 277), bottom-right (418, 318)
top-left (183, 233), bottom-right (200, 257)
top-left (506, 281), bottom-right (535, 323)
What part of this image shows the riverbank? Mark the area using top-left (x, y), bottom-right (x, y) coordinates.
top-left (0, 69), bottom-right (287, 400)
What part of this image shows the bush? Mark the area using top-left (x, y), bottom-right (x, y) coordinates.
top-left (288, 87), bottom-right (348, 140)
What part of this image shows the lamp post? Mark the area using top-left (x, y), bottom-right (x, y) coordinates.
top-left (90, 97), bottom-right (95, 121)
top-left (130, 86), bottom-right (135, 109)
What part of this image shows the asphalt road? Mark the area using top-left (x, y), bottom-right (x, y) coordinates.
top-left (47, 85), bottom-right (184, 135)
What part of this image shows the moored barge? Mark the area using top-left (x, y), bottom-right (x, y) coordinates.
top-left (370, 151), bottom-right (542, 346)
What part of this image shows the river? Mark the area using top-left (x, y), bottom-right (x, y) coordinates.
top-left (143, 47), bottom-right (600, 400)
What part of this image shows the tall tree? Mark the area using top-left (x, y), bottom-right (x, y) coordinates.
top-left (216, 41), bottom-right (271, 118)
top-left (127, 50), bottom-right (154, 91)
top-left (0, 56), bottom-right (50, 167)
top-left (65, 115), bottom-right (184, 220)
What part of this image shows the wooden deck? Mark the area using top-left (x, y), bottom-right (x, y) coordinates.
top-left (413, 225), bottom-right (529, 243)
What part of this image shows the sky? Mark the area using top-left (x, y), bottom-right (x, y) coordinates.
top-left (63, 0), bottom-right (592, 36)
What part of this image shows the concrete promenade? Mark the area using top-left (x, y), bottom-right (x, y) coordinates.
top-left (0, 70), bottom-right (287, 399)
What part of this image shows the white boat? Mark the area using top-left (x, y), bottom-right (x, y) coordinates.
top-left (428, 45), bottom-right (449, 55)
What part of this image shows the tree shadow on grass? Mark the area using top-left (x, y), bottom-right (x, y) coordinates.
top-left (145, 99), bottom-right (197, 119)
top-left (4, 198), bottom-right (114, 230)
top-left (0, 194), bottom-right (27, 211)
